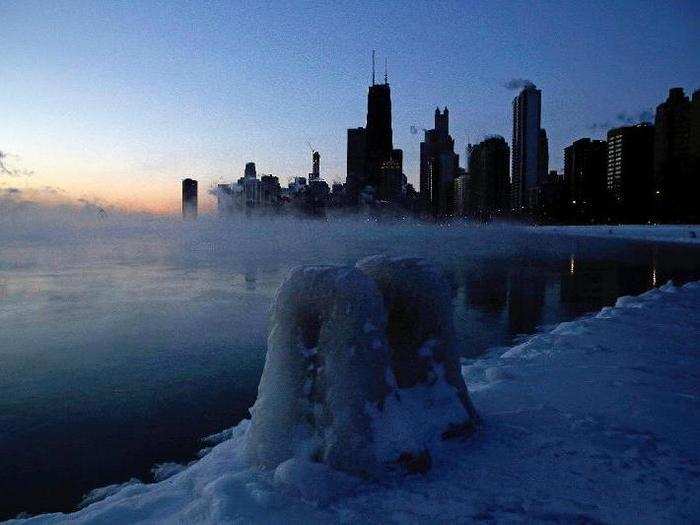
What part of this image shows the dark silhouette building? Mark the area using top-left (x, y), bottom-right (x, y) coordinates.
top-left (345, 54), bottom-right (404, 204)
top-left (216, 183), bottom-right (233, 215)
top-left (653, 87), bottom-right (699, 222)
top-left (420, 107), bottom-right (459, 217)
top-left (538, 129), bottom-right (549, 184)
top-left (309, 150), bottom-right (321, 182)
top-left (346, 127), bottom-right (367, 201)
top-left (466, 135), bottom-right (510, 220)
top-left (693, 89), bottom-right (700, 201)
top-left (564, 138), bottom-right (608, 223)
top-left (534, 170), bottom-right (567, 224)
top-left (453, 169), bottom-right (469, 217)
top-left (260, 174), bottom-right (282, 208)
top-left (181, 178), bottom-right (198, 219)
top-left (606, 123), bottom-right (655, 223)
top-left (240, 162), bottom-right (260, 211)
top-left (511, 84), bottom-right (547, 211)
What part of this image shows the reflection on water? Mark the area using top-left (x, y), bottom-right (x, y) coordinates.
top-left (1, 232), bottom-right (699, 519)
top-left (453, 242), bottom-right (699, 354)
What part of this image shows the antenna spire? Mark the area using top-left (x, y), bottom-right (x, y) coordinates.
top-left (384, 57), bottom-right (388, 84)
top-left (371, 50), bottom-right (376, 85)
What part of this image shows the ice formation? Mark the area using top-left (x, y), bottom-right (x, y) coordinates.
top-left (243, 266), bottom-right (393, 476)
top-left (356, 255), bottom-right (478, 421)
top-left (244, 258), bottom-right (476, 477)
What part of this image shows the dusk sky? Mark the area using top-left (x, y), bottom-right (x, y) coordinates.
top-left (3, 0), bottom-right (699, 214)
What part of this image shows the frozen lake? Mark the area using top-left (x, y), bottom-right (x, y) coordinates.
top-left (1, 218), bottom-right (699, 519)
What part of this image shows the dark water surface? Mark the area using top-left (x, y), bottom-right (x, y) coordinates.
top-left (1, 225), bottom-right (699, 519)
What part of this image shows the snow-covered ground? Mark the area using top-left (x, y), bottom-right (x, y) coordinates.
top-left (535, 224), bottom-right (700, 245)
top-left (11, 281), bottom-right (700, 524)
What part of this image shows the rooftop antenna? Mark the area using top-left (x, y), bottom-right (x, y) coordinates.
top-left (384, 57), bottom-right (388, 84)
top-left (372, 50), bottom-right (376, 85)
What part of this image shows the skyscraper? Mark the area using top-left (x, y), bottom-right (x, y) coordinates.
top-left (182, 178), bottom-right (198, 219)
top-left (606, 123), bottom-right (655, 223)
top-left (653, 87), bottom-right (698, 222)
top-left (511, 84), bottom-right (546, 211)
top-left (420, 107), bottom-right (459, 217)
top-left (366, 83), bottom-right (393, 167)
top-left (346, 127), bottom-right (367, 201)
top-left (466, 135), bottom-right (510, 219)
top-left (564, 138), bottom-right (608, 223)
top-left (345, 53), bottom-right (403, 204)
top-left (241, 162), bottom-right (260, 210)
top-left (538, 129), bottom-right (549, 183)
top-left (310, 151), bottom-right (320, 181)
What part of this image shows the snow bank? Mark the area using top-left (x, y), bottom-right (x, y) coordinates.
top-left (535, 224), bottom-right (700, 245)
top-left (11, 281), bottom-right (700, 523)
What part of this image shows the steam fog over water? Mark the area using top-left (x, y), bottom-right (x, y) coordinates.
top-left (1, 210), bottom-right (699, 518)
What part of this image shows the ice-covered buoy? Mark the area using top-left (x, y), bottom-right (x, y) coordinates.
top-left (244, 258), bottom-right (476, 478)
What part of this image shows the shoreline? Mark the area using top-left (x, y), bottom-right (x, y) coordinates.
top-left (532, 224), bottom-right (700, 245)
top-left (12, 279), bottom-right (700, 523)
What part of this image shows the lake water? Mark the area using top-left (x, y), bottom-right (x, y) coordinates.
top-left (1, 220), bottom-right (699, 519)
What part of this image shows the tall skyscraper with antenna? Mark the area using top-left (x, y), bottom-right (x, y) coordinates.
top-left (346, 51), bottom-right (404, 203)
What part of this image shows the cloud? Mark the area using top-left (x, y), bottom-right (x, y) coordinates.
top-left (615, 109), bottom-right (654, 124)
top-left (589, 108), bottom-right (654, 132)
top-left (589, 121), bottom-right (611, 131)
top-left (637, 110), bottom-right (653, 122)
top-left (504, 78), bottom-right (535, 90)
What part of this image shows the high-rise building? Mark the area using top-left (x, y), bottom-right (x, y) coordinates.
top-left (692, 89), bottom-right (700, 187)
top-left (346, 127), bottom-right (367, 201)
top-left (606, 123), bottom-right (655, 223)
top-left (260, 175), bottom-right (281, 207)
top-left (466, 135), bottom-right (510, 219)
top-left (538, 129), bottom-right (549, 184)
top-left (182, 178), bottom-right (198, 219)
top-left (366, 83), bottom-right (393, 167)
top-left (653, 87), bottom-right (699, 222)
top-left (511, 84), bottom-right (546, 211)
top-left (244, 162), bottom-right (257, 179)
top-left (534, 170), bottom-right (566, 224)
top-left (216, 183), bottom-right (234, 215)
top-left (241, 162), bottom-right (260, 209)
top-left (310, 151), bottom-right (320, 181)
top-left (453, 169), bottom-right (469, 217)
top-left (564, 138), bottom-right (608, 223)
top-left (345, 54), bottom-right (403, 204)
top-left (420, 107), bottom-right (459, 217)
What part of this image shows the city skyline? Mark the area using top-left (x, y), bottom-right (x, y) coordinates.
top-left (3, 1), bottom-right (699, 214)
